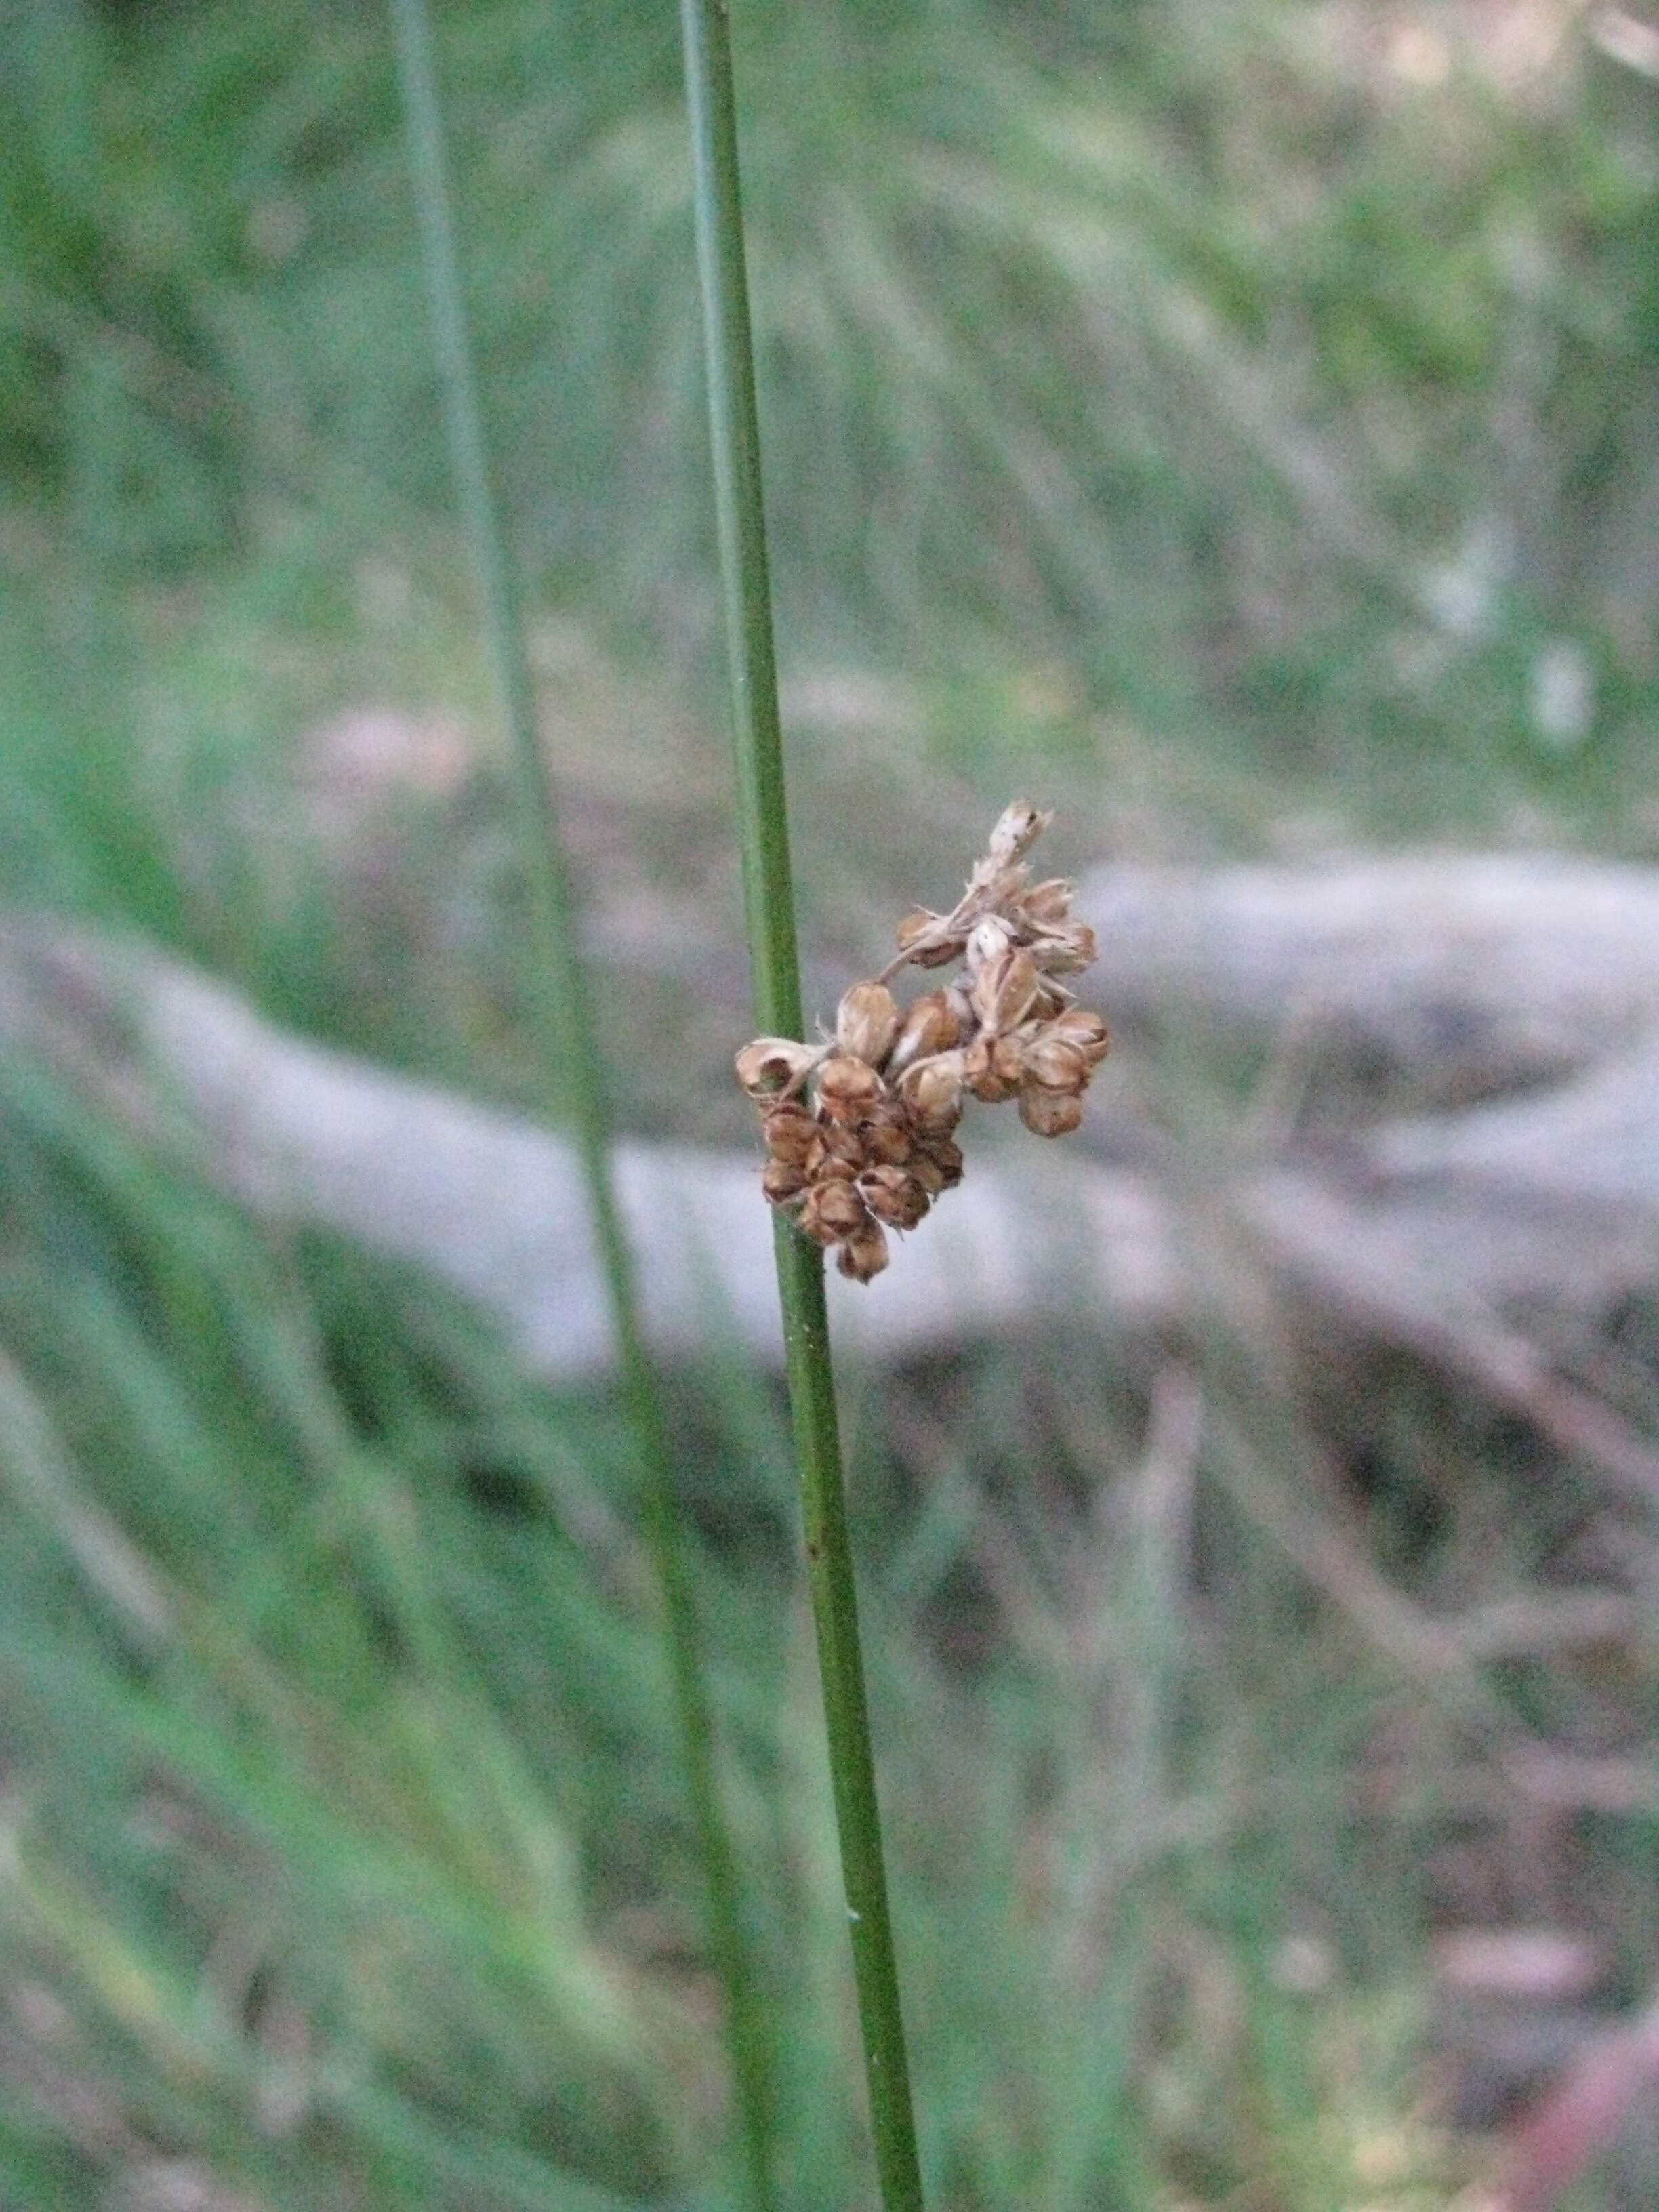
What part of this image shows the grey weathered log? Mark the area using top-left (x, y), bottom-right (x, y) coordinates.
top-left (1079, 850), bottom-right (1659, 1092)
top-left (0, 923), bottom-right (1179, 1381)
top-left (6, 840), bottom-right (1659, 1402)
top-left (1372, 1035), bottom-right (1659, 1212)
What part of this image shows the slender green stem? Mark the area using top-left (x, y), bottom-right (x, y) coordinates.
top-left (678, 5), bottom-right (926, 2209)
top-left (388, 9), bottom-right (777, 2209)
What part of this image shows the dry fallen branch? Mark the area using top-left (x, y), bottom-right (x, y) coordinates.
top-left (0, 922), bottom-right (1174, 1382)
top-left (5, 843), bottom-right (1659, 1434)
top-left (1079, 850), bottom-right (1659, 1096)
top-left (1479, 1992), bottom-right (1659, 2212)
top-left (1238, 1171), bottom-right (1659, 1507)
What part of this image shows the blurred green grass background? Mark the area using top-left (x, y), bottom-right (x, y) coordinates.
top-left (2, 1), bottom-right (1658, 2206)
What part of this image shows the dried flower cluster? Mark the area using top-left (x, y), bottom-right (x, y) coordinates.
top-left (735, 802), bottom-right (1109, 1282)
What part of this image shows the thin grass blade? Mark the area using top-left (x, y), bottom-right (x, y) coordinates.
top-left (386, 7), bottom-right (779, 2205)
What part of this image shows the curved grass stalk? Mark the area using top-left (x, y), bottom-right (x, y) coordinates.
top-left (677, 4), bottom-right (926, 2208)
top-left (387, 6), bottom-right (778, 2207)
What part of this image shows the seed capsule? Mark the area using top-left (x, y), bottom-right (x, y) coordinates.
top-left (806, 1125), bottom-right (863, 1181)
top-left (836, 1219), bottom-right (891, 1282)
top-left (762, 1157), bottom-right (809, 1204)
top-left (987, 800), bottom-right (1051, 863)
top-left (1050, 1008), bottom-right (1110, 1064)
top-left (1018, 1085), bottom-right (1083, 1138)
top-left (964, 918), bottom-right (1012, 975)
top-left (1022, 1035), bottom-right (1090, 1094)
top-left (802, 1179), bottom-right (871, 1246)
top-left (816, 1053), bottom-right (885, 1120)
top-left (908, 1151), bottom-right (945, 1197)
top-left (899, 1052), bottom-right (964, 1132)
top-left (735, 1037), bottom-right (819, 1097)
top-left (762, 1098), bottom-right (819, 1166)
top-left (916, 1133), bottom-right (964, 1189)
top-left (1032, 920), bottom-right (1097, 976)
top-left (836, 981), bottom-right (901, 1067)
top-left (896, 909), bottom-right (957, 967)
top-left (857, 1103), bottom-right (914, 1166)
top-left (991, 1036), bottom-right (1028, 1088)
top-left (961, 1035), bottom-right (1018, 1104)
top-left (1019, 878), bottom-right (1073, 928)
top-left (969, 947), bottom-right (1040, 1035)
top-left (886, 989), bottom-right (962, 1076)
top-left (859, 1165), bottom-right (930, 1231)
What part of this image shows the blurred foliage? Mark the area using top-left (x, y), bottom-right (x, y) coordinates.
top-left (0, 1046), bottom-right (1500, 2210)
top-left (3, 0), bottom-right (1659, 854)
top-left (3, 0), bottom-right (1659, 2207)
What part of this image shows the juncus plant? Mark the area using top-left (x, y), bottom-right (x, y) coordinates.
top-left (681, 5), bottom-right (1110, 2209)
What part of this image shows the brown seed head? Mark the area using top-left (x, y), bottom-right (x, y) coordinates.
top-left (836, 1219), bottom-right (890, 1282)
top-left (859, 1164), bottom-right (931, 1231)
top-left (741, 801), bottom-right (1107, 1277)
top-left (816, 1053), bottom-right (885, 1121)
top-left (1018, 1086), bottom-right (1084, 1138)
top-left (735, 1036), bottom-right (819, 1097)
top-left (836, 981), bottom-right (901, 1067)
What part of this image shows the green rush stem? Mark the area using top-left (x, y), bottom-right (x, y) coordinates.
top-left (678, 5), bottom-right (926, 2209)
top-left (388, 8), bottom-right (779, 2209)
